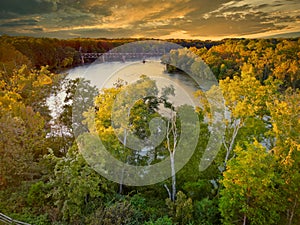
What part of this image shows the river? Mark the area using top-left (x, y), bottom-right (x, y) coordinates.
top-left (47, 59), bottom-right (201, 120)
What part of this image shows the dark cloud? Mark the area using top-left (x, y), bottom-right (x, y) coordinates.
top-left (0, 0), bottom-right (54, 15)
top-left (87, 5), bottom-right (112, 16)
top-left (28, 27), bottom-right (44, 31)
top-left (0, 19), bottom-right (38, 27)
top-left (0, 11), bottom-right (19, 19)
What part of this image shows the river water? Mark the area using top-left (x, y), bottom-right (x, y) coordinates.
top-left (47, 59), bottom-right (201, 120)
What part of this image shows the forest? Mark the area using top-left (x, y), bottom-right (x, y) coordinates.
top-left (0, 35), bottom-right (299, 225)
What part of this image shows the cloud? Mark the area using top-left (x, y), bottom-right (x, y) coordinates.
top-left (0, 0), bottom-right (299, 39)
top-left (0, 0), bottom-right (55, 15)
top-left (0, 19), bottom-right (38, 27)
top-left (184, 0), bottom-right (300, 38)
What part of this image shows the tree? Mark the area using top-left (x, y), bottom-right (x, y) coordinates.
top-left (0, 104), bottom-right (46, 188)
top-left (218, 68), bottom-right (278, 166)
top-left (46, 78), bottom-right (98, 156)
top-left (46, 144), bottom-right (112, 223)
top-left (194, 197), bottom-right (220, 225)
top-left (273, 39), bottom-right (300, 89)
top-left (0, 42), bottom-right (32, 75)
top-left (0, 75), bottom-right (47, 189)
top-left (267, 88), bottom-right (300, 224)
top-left (93, 76), bottom-right (161, 193)
top-left (219, 141), bottom-right (282, 225)
top-left (166, 191), bottom-right (193, 224)
top-left (164, 109), bottom-right (178, 202)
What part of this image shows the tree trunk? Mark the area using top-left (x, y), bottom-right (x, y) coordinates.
top-left (166, 113), bottom-right (177, 202)
top-left (224, 119), bottom-right (243, 166)
top-left (164, 184), bottom-right (171, 200)
top-left (119, 167), bottom-right (124, 194)
top-left (288, 197), bottom-right (298, 225)
top-left (170, 153), bottom-right (176, 202)
top-left (243, 214), bottom-right (247, 225)
top-left (119, 128), bottom-right (128, 194)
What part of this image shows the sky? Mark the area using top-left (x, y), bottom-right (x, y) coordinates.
top-left (0, 0), bottom-right (300, 40)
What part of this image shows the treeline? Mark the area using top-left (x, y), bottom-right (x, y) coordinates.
top-left (0, 35), bottom-right (222, 72)
top-left (0, 36), bottom-right (299, 225)
top-left (194, 38), bottom-right (300, 89)
top-left (165, 38), bottom-right (300, 89)
top-left (0, 35), bottom-right (131, 71)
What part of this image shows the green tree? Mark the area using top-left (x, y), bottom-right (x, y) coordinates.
top-left (219, 141), bottom-right (282, 225)
top-left (46, 144), bottom-right (112, 223)
top-left (194, 197), bottom-right (220, 225)
top-left (166, 191), bottom-right (193, 224)
top-left (93, 76), bottom-right (166, 193)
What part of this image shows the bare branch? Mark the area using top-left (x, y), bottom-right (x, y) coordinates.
top-left (164, 184), bottom-right (171, 200)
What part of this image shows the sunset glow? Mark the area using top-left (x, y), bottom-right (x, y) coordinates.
top-left (0, 0), bottom-right (299, 39)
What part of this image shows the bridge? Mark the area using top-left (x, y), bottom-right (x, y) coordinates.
top-left (79, 51), bottom-right (166, 63)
